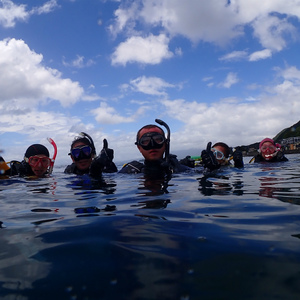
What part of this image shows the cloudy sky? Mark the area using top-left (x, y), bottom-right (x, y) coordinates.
top-left (1, 0), bottom-right (300, 166)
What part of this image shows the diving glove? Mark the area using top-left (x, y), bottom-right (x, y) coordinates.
top-left (232, 148), bottom-right (244, 168)
top-left (201, 142), bottom-right (219, 171)
top-left (89, 139), bottom-right (117, 177)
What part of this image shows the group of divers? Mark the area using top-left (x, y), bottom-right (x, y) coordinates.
top-left (0, 119), bottom-right (289, 182)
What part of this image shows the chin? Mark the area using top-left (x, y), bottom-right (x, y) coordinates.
top-left (34, 171), bottom-right (45, 176)
top-left (77, 162), bottom-right (90, 170)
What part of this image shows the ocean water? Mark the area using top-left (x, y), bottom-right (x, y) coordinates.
top-left (1, 155), bottom-right (300, 300)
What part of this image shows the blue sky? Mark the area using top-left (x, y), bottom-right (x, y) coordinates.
top-left (1, 0), bottom-right (300, 165)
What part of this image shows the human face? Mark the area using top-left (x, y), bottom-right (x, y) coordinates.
top-left (137, 127), bottom-right (166, 161)
top-left (29, 154), bottom-right (50, 177)
top-left (71, 141), bottom-right (93, 171)
top-left (260, 141), bottom-right (276, 160)
top-left (212, 146), bottom-right (227, 165)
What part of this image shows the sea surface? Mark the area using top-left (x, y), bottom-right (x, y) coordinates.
top-left (1, 154), bottom-right (300, 300)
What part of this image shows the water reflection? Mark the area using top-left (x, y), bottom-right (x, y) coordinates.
top-left (0, 228), bottom-right (52, 294)
top-left (1, 158), bottom-right (300, 299)
top-left (198, 173), bottom-right (244, 196)
top-left (257, 166), bottom-right (300, 205)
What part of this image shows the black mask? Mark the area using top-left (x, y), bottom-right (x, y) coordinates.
top-left (137, 132), bottom-right (165, 150)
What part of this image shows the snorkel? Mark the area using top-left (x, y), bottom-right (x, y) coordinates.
top-left (155, 119), bottom-right (170, 165)
top-left (47, 138), bottom-right (57, 174)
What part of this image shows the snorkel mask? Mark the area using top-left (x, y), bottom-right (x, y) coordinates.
top-left (69, 132), bottom-right (96, 161)
top-left (137, 132), bottom-right (166, 150)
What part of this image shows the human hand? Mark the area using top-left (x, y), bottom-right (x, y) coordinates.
top-left (232, 148), bottom-right (244, 168)
top-left (99, 139), bottom-right (114, 163)
top-left (201, 142), bottom-right (219, 171)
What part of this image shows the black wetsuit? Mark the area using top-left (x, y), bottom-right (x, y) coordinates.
top-left (2, 160), bottom-right (47, 177)
top-left (64, 160), bottom-right (117, 177)
top-left (253, 153), bottom-right (288, 163)
top-left (119, 154), bottom-right (191, 175)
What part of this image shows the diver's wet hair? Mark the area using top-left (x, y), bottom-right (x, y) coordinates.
top-left (70, 132), bottom-right (96, 155)
top-left (212, 142), bottom-right (230, 158)
top-left (135, 125), bottom-right (165, 144)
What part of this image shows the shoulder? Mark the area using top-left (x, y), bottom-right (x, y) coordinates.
top-left (169, 154), bottom-right (192, 173)
top-left (64, 163), bottom-right (77, 174)
top-left (253, 154), bottom-right (263, 163)
top-left (10, 160), bottom-right (33, 176)
top-left (119, 161), bottom-right (144, 174)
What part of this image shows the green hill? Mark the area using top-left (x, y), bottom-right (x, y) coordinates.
top-left (273, 120), bottom-right (300, 141)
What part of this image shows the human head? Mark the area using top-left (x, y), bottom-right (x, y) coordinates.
top-left (259, 138), bottom-right (277, 160)
top-left (135, 125), bottom-right (166, 161)
top-left (24, 144), bottom-right (50, 177)
top-left (69, 132), bottom-right (96, 171)
top-left (212, 142), bottom-right (230, 165)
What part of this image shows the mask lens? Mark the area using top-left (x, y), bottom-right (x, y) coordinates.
top-left (212, 148), bottom-right (225, 160)
top-left (138, 133), bottom-right (165, 150)
top-left (29, 156), bottom-right (50, 167)
top-left (71, 148), bottom-right (81, 159)
top-left (71, 146), bottom-right (92, 160)
top-left (152, 134), bottom-right (165, 145)
top-left (139, 136), bottom-right (152, 147)
top-left (261, 145), bottom-right (276, 152)
top-left (81, 146), bottom-right (92, 156)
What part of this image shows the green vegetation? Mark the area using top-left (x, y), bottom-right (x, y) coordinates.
top-left (273, 120), bottom-right (300, 141)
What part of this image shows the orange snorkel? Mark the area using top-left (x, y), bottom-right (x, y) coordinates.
top-left (47, 138), bottom-right (57, 174)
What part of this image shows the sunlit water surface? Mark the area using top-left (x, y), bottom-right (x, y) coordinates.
top-left (1, 155), bottom-right (300, 299)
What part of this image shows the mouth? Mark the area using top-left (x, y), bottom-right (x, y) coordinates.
top-left (149, 150), bottom-right (158, 154)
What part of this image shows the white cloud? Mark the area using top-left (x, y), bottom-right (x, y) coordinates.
top-left (249, 49), bottom-right (272, 61)
top-left (111, 34), bottom-right (173, 65)
top-left (62, 55), bottom-right (95, 68)
top-left (0, 0), bottom-right (58, 28)
top-left (0, 106), bottom-right (83, 164)
top-left (91, 102), bottom-right (136, 124)
top-left (251, 14), bottom-right (297, 51)
top-left (219, 50), bottom-right (249, 61)
top-left (110, 0), bottom-right (300, 62)
top-left (0, 38), bottom-right (84, 107)
top-left (218, 72), bottom-right (239, 88)
top-left (30, 0), bottom-right (58, 15)
top-left (108, 2), bottom-right (140, 37)
top-left (129, 76), bottom-right (175, 96)
top-left (139, 0), bottom-right (243, 45)
top-left (0, 0), bottom-right (28, 27)
top-left (159, 65), bottom-right (300, 150)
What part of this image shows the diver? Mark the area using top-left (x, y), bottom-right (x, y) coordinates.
top-left (250, 138), bottom-right (288, 163)
top-left (0, 155), bottom-right (11, 177)
top-left (3, 139), bottom-right (57, 178)
top-left (64, 132), bottom-right (117, 178)
top-left (119, 119), bottom-right (190, 177)
top-left (201, 141), bottom-right (244, 173)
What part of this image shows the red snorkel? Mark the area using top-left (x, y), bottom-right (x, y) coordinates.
top-left (47, 138), bottom-right (57, 174)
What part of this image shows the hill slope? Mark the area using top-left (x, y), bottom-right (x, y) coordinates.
top-left (273, 120), bottom-right (300, 141)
